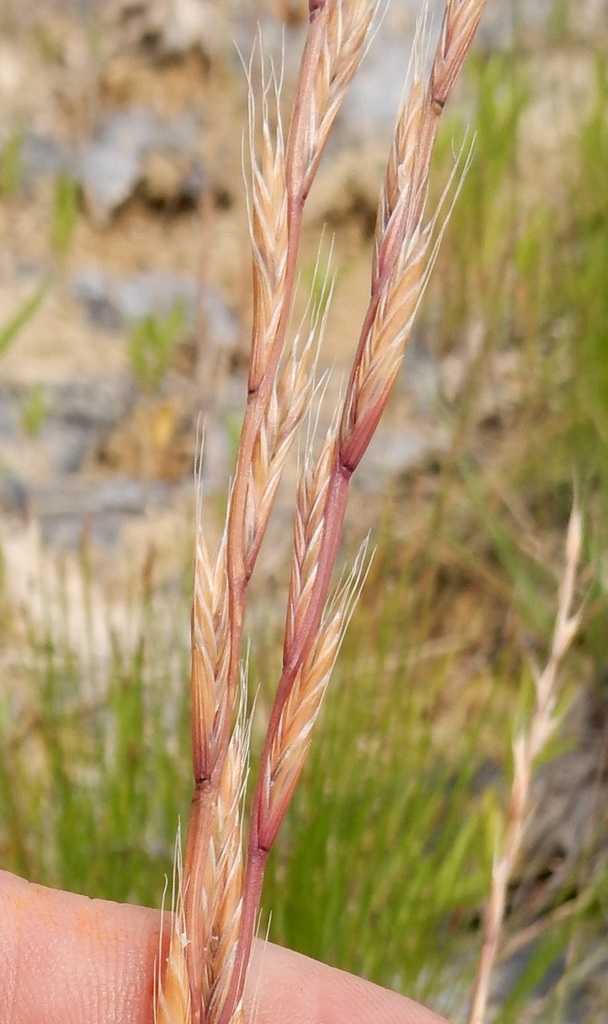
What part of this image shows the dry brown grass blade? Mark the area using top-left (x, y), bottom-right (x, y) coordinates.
top-left (468, 506), bottom-right (584, 1024)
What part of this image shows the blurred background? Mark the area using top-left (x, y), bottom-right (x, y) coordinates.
top-left (0, 2), bottom-right (607, 1021)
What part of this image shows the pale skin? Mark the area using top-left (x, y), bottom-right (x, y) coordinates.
top-left (0, 870), bottom-right (450, 1024)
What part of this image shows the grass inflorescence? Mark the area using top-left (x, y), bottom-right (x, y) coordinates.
top-left (163, 3), bottom-right (487, 1022)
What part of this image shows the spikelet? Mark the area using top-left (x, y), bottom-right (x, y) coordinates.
top-left (155, 828), bottom-right (191, 1024)
top-left (284, 423), bottom-right (337, 658)
top-left (202, 693), bottom-right (250, 1024)
top-left (286, 0), bottom-right (377, 199)
top-left (259, 542), bottom-right (369, 851)
top-left (245, 46), bottom-right (289, 394)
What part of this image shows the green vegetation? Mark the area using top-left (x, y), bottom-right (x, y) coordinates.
top-left (128, 302), bottom-right (187, 392)
top-left (19, 382), bottom-right (49, 436)
top-left (50, 172), bottom-right (80, 262)
top-left (0, 130), bottom-right (23, 200)
top-left (0, 554), bottom-right (192, 903)
top-left (0, 276), bottom-right (50, 360)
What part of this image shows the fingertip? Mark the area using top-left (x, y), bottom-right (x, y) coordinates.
top-left (246, 941), bottom-right (452, 1024)
top-left (0, 871), bottom-right (162, 1024)
top-left (0, 872), bottom-right (452, 1024)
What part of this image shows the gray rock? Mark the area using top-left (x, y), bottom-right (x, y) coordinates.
top-left (18, 125), bottom-right (205, 223)
top-left (69, 271), bottom-right (124, 331)
top-left (6, 375), bottom-right (137, 476)
top-left (198, 285), bottom-right (239, 353)
top-left (48, 375), bottom-right (136, 428)
top-left (114, 271), bottom-right (197, 324)
top-left (72, 269), bottom-right (238, 353)
top-left (72, 268), bottom-right (196, 326)
top-left (77, 107), bottom-right (202, 221)
top-left (0, 472), bottom-right (29, 517)
top-left (359, 427), bottom-right (448, 492)
top-left (0, 389), bottom-right (19, 439)
top-left (79, 139), bottom-right (141, 220)
top-left (35, 476), bottom-right (168, 548)
top-left (37, 374), bottom-right (135, 473)
top-left (401, 336), bottom-right (442, 411)
top-left (39, 419), bottom-right (98, 475)
top-left (92, 475), bottom-right (167, 513)
top-left (21, 134), bottom-right (76, 182)
top-left (97, 105), bottom-right (161, 153)
top-left (107, 0), bottom-right (227, 61)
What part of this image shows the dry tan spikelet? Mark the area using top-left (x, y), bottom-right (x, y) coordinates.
top-left (155, 828), bottom-right (191, 1024)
